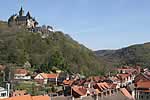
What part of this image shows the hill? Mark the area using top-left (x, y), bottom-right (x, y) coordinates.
top-left (95, 43), bottom-right (150, 68)
top-left (0, 21), bottom-right (105, 76)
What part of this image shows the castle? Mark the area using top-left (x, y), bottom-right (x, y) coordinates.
top-left (8, 7), bottom-right (38, 29)
top-left (8, 7), bottom-right (54, 38)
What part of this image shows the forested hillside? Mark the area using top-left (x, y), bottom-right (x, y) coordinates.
top-left (95, 43), bottom-right (150, 68)
top-left (0, 21), bottom-right (105, 76)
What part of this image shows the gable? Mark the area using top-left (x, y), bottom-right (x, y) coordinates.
top-left (134, 73), bottom-right (150, 83)
top-left (34, 74), bottom-right (44, 79)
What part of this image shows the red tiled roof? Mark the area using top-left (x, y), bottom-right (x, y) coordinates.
top-left (117, 73), bottom-right (131, 79)
top-left (111, 76), bottom-right (121, 82)
top-left (108, 83), bottom-right (117, 89)
top-left (40, 73), bottom-right (59, 79)
top-left (120, 88), bottom-right (134, 99)
top-left (143, 90), bottom-right (150, 92)
top-left (15, 69), bottom-right (28, 75)
top-left (136, 81), bottom-right (150, 88)
top-left (32, 95), bottom-right (50, 100)
top-left (134, 73), bottom-right (150, 84)
top-left (1, 95), bottom-right (31, 100)
top-left (0, 95), bottom-right (50, 100)
top-left (63, 80), bottom-right (74, 86)
top-left (95, 82), bottom-right (110, 91)
top-left (72, 86), bottom-right (87, 96)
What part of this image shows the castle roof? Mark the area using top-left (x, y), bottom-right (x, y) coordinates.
top-left (16, 16), bottom-right (27, 21)
top-left (19, 6), bottom-right (24, 16)
top-left (26, 11), bottom-right (32, 19)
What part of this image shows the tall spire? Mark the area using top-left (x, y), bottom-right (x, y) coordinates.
top-left (19, 6), bottom-right (24, 16)
top-left (26, 11), bottom-right (31, 19)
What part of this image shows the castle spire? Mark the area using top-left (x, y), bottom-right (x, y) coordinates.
top-left (19, 6), bottom-right (24, 16)
top-left (26, 11), bottom-right (31, 19)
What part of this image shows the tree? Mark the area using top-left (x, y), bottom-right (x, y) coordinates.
top-left (48, 51), bottom-right (65, 71)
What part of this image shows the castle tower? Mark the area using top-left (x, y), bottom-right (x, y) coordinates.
top-left (19, 6), bottom-right (24, 16)
top-left (26, 11), bottom-right (31, 19)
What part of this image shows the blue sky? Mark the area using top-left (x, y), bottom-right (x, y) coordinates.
top-left (0, 0), bottom-right (150, 50)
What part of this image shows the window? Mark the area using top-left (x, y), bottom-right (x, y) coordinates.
top-left (145, 92), bottom-right (149, 95)
top-left (141, 95), bottom-right (143, 99)
top-left (147, 96), bottom-right (149, 99)
top-left (1, 93), bottom-right (6, 97)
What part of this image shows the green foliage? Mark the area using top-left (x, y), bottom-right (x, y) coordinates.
top-left (0, 21), bottom-right (103, 76)
top-left (48, 51), bottom-right (65, 70)
top-left (51, 86), bottom-right (57, 92)
top-left (96, 42), bottom-right (150, 69)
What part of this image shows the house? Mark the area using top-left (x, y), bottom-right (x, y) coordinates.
top-left (134, 73), bottom-right (150, 83)
top-left (93, 82), bottom-right (110, 92)
top-left (120, 88), bottom-right (134, 100)
top-left (117, 73), bottom-right (133, 87)
top-left (14, 69), bottom-right (31, 80)
top-left (135, 80), bottom-right (150, 100)
top-left (0, 83), bottom-right (10, 99)
top-left (73, 79), bottom-right (86, 86)
top-left (87, 76), bottom-right (105, 82)
top-left (116, 66), bottom-right (139, 74)
top-left (109, 76), bottom-right (121, 83)
top-left (0, 87), bottom-right (8, 99)
top-left (63, 80), bottom-right (75, 96)
top-left (34, 73), bottom-right (60, 85)
top-left (126, 84), bottom-right (135, 98)
top-left (84, 81), bottom-right (95, 88)
top-left (63, 80), bottom-right (74, 86)
top-left (108, 83), bottom-right (119, 89)
top-left (72, 86), bottom-right (87, 98)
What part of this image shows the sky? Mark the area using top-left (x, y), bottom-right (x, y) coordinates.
top-left (0, 0), bottom-right (150, 50)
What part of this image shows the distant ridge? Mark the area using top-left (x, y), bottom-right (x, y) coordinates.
top-left (95, 42), bottom-right (150, 68)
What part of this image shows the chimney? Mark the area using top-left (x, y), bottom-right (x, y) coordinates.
top-left (137, 66), bottom-right (141, 73)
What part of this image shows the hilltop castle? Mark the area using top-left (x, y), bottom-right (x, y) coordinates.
top-left (8, 7), bottom-right (38, 28)
top-left (8, 7), bottom-right (54, 38)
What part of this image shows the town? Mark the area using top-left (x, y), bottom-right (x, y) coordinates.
top-left (0, 63), bottom-right (150, 100)
top-left (0, 6), bottom-right (150, 100)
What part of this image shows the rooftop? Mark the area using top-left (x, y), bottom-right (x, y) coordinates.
top-left (136, 80), bottom-right (150, 88)
top-left (40, 73), bottom-right (59, 79)
top-left (0, 95), bottom-right (50, 100)
top-left (120, 88), bottom-right (134, 100)
top-left (15, 68), bottom-right (28, 75)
